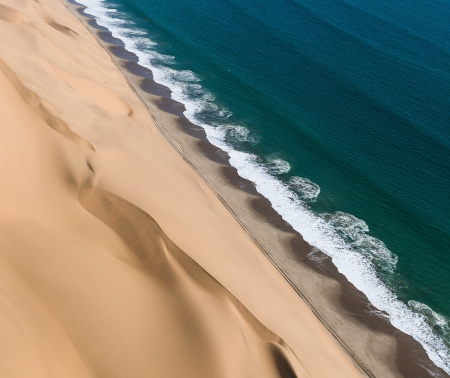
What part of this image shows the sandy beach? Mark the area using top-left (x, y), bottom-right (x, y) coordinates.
top-left (0, 0), bottom-right (447, 377)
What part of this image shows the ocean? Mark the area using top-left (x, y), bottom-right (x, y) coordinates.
top-left (76, 0), bottom-right (450, 372)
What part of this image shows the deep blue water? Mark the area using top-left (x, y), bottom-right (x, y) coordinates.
top-left (80, 0), bottom-right (450, 370)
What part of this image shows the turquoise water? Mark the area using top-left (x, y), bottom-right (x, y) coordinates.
top-left (79, 0), bottom-right (450, 370)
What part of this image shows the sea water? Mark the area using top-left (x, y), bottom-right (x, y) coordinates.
top-left (76, 0), bottom-right (450, 371)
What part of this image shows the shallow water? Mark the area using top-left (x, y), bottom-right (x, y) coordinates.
top-left (77, 0), bottom-right (450, 371)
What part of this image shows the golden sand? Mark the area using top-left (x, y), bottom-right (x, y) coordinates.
top-left (0, 0), bottom-right (364, 376)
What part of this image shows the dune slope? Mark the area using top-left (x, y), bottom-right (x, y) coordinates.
top-left (0, 0), bottom-right (363, 376)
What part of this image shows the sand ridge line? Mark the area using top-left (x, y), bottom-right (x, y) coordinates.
top-left (0, 56), bottom-right (95, 150)
top-left (51, 63), bottom-right (133, 115)
top-left (79, 185), bottom-right (302, 377)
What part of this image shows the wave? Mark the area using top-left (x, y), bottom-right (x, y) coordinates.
top-left (409, 301), bottom-right (450, 347)
top-left (267, 157), bottom-right (291, 174)
top-left (288, 176), bottom-right (320, 202)
top-left (222, 124), bottom-right (257, 144)
top-left (77, 0), bottom-right (450, 373)
top-left (322, 211), bottom-right (398, 274)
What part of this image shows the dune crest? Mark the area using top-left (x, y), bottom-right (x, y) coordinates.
top-left (45, 18), bottom-right (78, 35)
top-left (0, 57), bottom-right (95, 150)
top-left (52, 65), bottom-right (133, 115)
top-left (0, 4), bottom-right (24, 24)
top-left (79, 186), bottom-right (301, 377)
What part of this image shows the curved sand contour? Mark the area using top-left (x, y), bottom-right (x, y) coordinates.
top-left (53, 64), bottom-right (133, 115)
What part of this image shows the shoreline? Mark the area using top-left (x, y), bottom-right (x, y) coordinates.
top-left (58, 1), bottom-right (449, 376)
top-left (62, 1), bottom-right (450, 377)
top-left (0, 0), bottom-right (393, 375)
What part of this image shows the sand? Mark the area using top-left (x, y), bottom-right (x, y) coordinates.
top-left (0, 0), bottom-right (367, 376)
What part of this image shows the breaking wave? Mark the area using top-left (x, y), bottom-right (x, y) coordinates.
top-left (289, 176), bottom-right (320, 202)
top-left (267, 158), bottom-right (291, 174)
top-left (323, 212), bottom-right (398, 274)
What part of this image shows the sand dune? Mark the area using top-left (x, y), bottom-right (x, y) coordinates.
top-left (0, 0), bottom-right (364, 376)
top-left (52, 65), bottom-right (133, 115)
top-left (0, 58), bottom-right (95, 150)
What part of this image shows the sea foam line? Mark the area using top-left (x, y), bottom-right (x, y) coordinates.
top-left (77, 0), bottom-right (450, 372)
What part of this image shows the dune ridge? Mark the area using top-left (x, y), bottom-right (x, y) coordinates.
top-left (0, 0), bottom-right (365, 376)
top-left (0, 57), bottom-right (95, 150)
top-left (79, 186), bottom-right (300, 377)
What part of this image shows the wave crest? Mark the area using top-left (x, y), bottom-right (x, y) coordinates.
top-left (409, 301), bottom-right (450, 346)
top-left (222, 125), bottom-right (256, 143)
top-left (267, 158), bottom-right (291, 174)
top-left (289, 176), bottom-right (320, 202)
top-left (323, 211), bottom-right (369, 241)
top-left (323, 212), bottom-right (397, 273)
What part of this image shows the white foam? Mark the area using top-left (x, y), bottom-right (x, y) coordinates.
top-left (323, 211), bottom-right (369, 240)
top-left (409, 301), bottom-right (450, 341)
top-left (267, 158), bottom-right (291, 174)
top-left (307, 247), bottom-right (328, 267)
top-left (289, 176), bottom-right (320, 201)
top-left (322, 212), bottom-right (397, 273)
top-left (220, 125), bottom-right (256, 143)
top-left (76, 0), bottom-right (450, 372)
